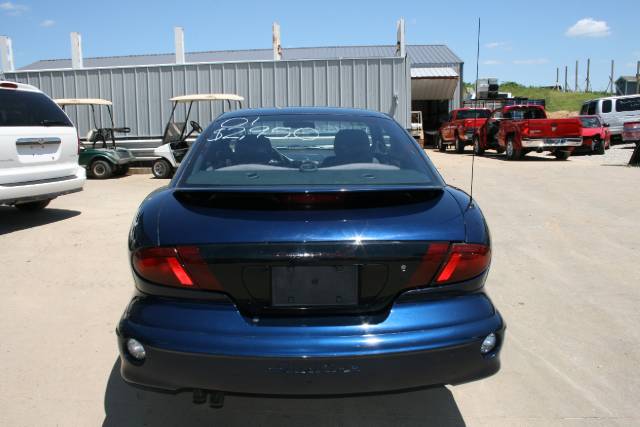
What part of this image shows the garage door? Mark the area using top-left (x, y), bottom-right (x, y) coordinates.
top-left (411, 67), bottom-right (459, 100)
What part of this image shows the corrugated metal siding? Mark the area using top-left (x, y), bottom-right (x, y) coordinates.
top-left (19, 45), bottom-right (461, 71)
top-left (6, 57), bottom-right (411, 136)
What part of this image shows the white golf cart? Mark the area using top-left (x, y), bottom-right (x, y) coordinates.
top-left (152, 93), bottom-right (244, 179)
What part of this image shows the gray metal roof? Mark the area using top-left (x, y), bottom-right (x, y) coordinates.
top-left (18, 44), bottom-right (462, 71)
top-left (617, 75), bottom-right (638, 83)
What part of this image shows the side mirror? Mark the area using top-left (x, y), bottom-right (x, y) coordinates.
top-left (603, 123), bottom-right (610, 127)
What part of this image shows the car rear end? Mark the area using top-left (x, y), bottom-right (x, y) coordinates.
top-left (622, 121), bottom-right (640, 143)
top-left (117, 109), bottom-right (504, 396)
top-left (457, 109), bottom-right (491, 143)
top-left (519, 117), bottom-right (583, 152)
top-left (0, 81), bottom-right (85, 207)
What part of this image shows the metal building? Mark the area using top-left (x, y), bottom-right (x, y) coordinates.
top-left (4, 44), bottom-right (463, 149)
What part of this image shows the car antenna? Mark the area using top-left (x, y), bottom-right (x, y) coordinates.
top-left (468, 17), bottom-right (481, 210)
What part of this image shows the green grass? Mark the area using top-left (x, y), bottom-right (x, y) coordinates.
top-left (465, 82), bottom-right (609, 113)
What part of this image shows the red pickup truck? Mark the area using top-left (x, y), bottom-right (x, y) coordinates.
top-left (437, 108), bottom-right (491, 153)
top-left (473, 105), bottom-right (583, 160)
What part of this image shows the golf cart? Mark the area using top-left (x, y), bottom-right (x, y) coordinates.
top-left (152, 93), bottom-right (244, 178)
top-left (55, 98), bottom-right (134, 179)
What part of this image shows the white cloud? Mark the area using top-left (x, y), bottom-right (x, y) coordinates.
top-left (40, 19), bottom-right (55, 27)
top-left (485, 41), bottom-right (507, 49)
top-left (513, 58), bottom-right (549, 65)
top-left (483, 59), bottom-right (502, 65)
top-left (0, 1), bottom-right (28, 15)
top-left (566, 18), bottom-right (611, 38)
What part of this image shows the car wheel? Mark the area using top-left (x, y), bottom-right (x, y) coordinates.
top-left (437, 134), bottom-right (446, 152)
top-left (15, 199), bottom-right (51, 211)
top-left (90, 159), bottom-right (113, 179)
top-left (593, 137), bottom-right (605, 155)
top-left (473, 136), bottom-right (484, 156)
top-left (554, 150), bottom-right (570, 160)
top-left (152, 159), bottom-right (173, 179)
top-left (505, 137), bottom-right (521, 160)
top-left (455, 134), bottom-right (465, 153)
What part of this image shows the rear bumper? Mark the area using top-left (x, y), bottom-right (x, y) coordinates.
top-left (521, 137), bottom-right (582, 149)
top-left (117, 293), bottom-right (505, 395)
top-left (0, 166), bottom-right (85, 205)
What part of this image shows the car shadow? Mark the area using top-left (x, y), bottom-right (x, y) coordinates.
top-left (103, 359), bottom-right (466, 427)
top-left (437, 150), bottom-right (560, 162)
top-left (0, 206), bottom-right (81, 235)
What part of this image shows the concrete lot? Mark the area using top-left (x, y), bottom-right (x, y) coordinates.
top-left (1, 145), bottom-right (638, 426)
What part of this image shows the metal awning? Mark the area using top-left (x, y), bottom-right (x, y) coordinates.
top-left (411, 67), bottom-right (459, 100)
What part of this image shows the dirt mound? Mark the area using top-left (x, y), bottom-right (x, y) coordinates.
top-left (547, 110), bottom-right (578, 118)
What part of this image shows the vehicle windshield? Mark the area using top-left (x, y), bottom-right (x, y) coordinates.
top-left (178, 113), bottom-right (440, 188)
top-left (0, 89), bottom-right (73, 127)
top-left (456, 109), bottom-right (491, 119)
top-left (580, 117), bottom-right (601, 128)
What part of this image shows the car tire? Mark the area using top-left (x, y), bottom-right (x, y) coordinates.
top-left (90, 159), bottom-right (113, 179)
top-left (15, 199), bottom-right (51, 211)
top-left (152, 159), bottom-right (173, 179)
top-left (594, 137), bottom-right (605, 155)
top-left (455, 134), bottom-right (465, 153)
top-left (473, 136), bottom-right (484, 156)
top-left (554, 150), bottom-right (571, 160)
top-left (505, 137), bottom-right (521, 160)
top-left (437, 134), bottom-right (446, 152)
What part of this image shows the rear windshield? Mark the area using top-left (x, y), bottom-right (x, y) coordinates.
top-left (456, 109), bottom-right (491, 119)
top-left (504, 108), bottom-right (546, 120)
top-left (0, 89), bottom-right (72, 127)
top-left (580, 117), bottom-right (601, 128)
top-left (179, 113), bottom-right (440, 188)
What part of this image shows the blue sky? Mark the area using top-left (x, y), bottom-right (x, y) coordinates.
top-left (1, 0), bottom-right (638, 90)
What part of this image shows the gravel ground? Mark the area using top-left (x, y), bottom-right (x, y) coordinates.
top-left (0, 150), bottom-right (639, 426)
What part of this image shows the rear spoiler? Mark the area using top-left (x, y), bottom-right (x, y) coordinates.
top-left (172, 186), bottom-right (444, 210)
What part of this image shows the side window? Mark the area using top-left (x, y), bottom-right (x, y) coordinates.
top-left (587, 102), bottom-right (596, 115)
top-left (601, 100), bottom-right (612, 114)
top-left (615, 97), bottom-right (640, 113)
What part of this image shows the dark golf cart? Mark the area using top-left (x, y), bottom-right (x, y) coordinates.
top-left (55, 98), bottom-right (134, 179)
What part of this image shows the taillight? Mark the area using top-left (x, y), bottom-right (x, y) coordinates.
top-left (435, 243), bottom-right (491, 285)
top-left (132, 246), bottom-right (221, 290)
top-left (0, 82), bottom-right (18, 89)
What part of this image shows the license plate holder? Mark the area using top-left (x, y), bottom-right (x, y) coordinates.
top-left (545, 138), bottom-right (566, 145)
top-left (271, 266), bottom-right (358, 307)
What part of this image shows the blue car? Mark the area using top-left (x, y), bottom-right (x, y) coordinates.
top-left (118, 107), bottom-right (504, 401)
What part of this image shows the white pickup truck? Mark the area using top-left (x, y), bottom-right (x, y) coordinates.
top-left (0, 81), bottom-right (85, 210)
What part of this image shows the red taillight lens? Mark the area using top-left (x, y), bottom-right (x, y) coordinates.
top-left (435, 243), bottom-right (491, 284)
top-left (132, 246), bottom-right (222, 290)
top-left (0, 82), bottom-right (18, 89)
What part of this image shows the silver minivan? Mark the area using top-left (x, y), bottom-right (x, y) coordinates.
top-left (580, 95), bottom-right (640, 142)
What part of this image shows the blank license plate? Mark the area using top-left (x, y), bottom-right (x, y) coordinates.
top-left (545, 138), bottom-right (566, 145)
top-left (272, 266), bottom-right (358, 307)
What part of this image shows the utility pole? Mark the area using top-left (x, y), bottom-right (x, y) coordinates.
top-left (585, 58), bottom-right (591, 93)
top-left (575, 60), bottom-right (578, 92)
top-left (610, 60), bottom-right (615, 95)
top-left (556, 67), bottom-right (559, 90)
top-left (564, 66), bottom-right (568, 92)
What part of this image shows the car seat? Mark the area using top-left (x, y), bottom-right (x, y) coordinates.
top-left (234, 135), bottom-right (273, 164)
top-left (321, 129), bottom-right (373, 167)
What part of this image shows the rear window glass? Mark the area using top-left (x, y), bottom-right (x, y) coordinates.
top-left (179, 113), bottom-right (440, 188)
top-left (616, 97), bottom-right (640, 113)
top-left (504, 108), bottom-right (545, 120)
top-left (0, 89), bottom-right (72, 127)
top-left (456, 109), bottom-right (491, 119)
